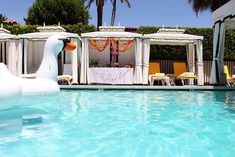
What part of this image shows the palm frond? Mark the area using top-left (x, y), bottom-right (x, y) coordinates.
top-left (120, 0), bottom-right (130, 8)
top-left (188, 0), bottom-right (211, 15)
top-left (188, 0), bottom-right (230, 14)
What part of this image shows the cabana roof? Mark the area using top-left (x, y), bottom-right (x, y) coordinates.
top-left (0, 27), bottom-right (17, 41)
top-left (18, 32), bottom-right (81, 40)
top-left (144, 29), bottom-right (203, 45)
top-left (18, 26), bottom-right (81, 40)
top-left (81, 31), bottom-right (142, 38)
top-left (212, 0), bottom-right (235, 24)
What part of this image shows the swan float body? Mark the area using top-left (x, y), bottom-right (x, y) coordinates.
top-left (0, 35), bottom-right (76, 101)
top-left (0, 63), bottom-right (22, 100)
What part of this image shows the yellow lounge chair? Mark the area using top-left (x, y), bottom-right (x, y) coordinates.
top-left (149, 62), bottom-right (171, 86)
top-left (149, 62), bottom-right (160, 75)
top-left (224, 65), bottom-right (235, 86)
top-left (173, 62), bottom-right (197, 85)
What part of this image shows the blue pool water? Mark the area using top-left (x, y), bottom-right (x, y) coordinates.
top-left (0, 90), bottom-right (235, 157)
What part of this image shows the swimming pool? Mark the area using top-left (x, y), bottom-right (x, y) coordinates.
top-left (0, 90), bottom-right (235, 157)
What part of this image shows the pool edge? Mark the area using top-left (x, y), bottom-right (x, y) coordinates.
top-left (60, 85), bottom-right (235, 91)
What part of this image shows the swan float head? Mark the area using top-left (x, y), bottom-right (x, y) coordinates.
top-left (36, 35), bottom-right (76, 80)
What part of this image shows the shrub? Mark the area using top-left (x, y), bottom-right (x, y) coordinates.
top-left (4, 24), bottom-right (95, 35)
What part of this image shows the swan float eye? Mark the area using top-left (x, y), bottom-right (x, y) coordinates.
top-left (59, 38), bottom-right (76, 51)
top-left (59, 38), bottom-right (70, 44)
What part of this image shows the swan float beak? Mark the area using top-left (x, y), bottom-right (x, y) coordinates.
top-left (61, 38), bottom-right (76, 51)
top-left (64, 42), bottom-right (76, 51)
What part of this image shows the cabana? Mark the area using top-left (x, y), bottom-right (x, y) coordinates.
top-left (143, 29), bottom-right (204, 85)
top-left (80, 26), bottom-right (143, 84)
top-left (210, 0), bottom-right (235, 84)
top-left (0, 25), bottom-right (21, 76)
top-left (18, 26), bottom-right (81, 84)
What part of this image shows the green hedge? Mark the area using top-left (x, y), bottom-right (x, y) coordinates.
top-left (5, 25), bottom-right (38, 35)
top-left (4, 24), bottom-right (96, 35)
top-left (62, 24), bottom-right (96, 34)
top-left (225, 29), bottom-right (235, 60)
top-left (137, 26), bottom-right (235, 61)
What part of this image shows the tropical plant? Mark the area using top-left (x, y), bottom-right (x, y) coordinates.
top-left (110, 0), bottom-right (130, 26)
top-left (86, 0), bottom-right (106, 30)
top-left (188, 0), bottom-right (230, 15)
top-left (24, 0), bottom-right (89, 25)
top-left (0, 13), bottom-right (7, 24)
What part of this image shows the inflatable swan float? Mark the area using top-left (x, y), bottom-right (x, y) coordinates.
top-left (0, 35), bottom-right (76, 101)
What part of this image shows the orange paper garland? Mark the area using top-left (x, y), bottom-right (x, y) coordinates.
top-left (89, 38), bottom-right (135, 53)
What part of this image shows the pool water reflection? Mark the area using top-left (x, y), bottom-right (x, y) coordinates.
top-left (0, 90), bottom-right (235, 157)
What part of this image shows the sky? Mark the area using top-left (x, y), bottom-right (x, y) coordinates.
top-left (0, 0), bottom-right (212, 28)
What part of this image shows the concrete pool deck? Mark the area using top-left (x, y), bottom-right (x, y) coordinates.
top-left (60, 85), bottom-right (235, 91)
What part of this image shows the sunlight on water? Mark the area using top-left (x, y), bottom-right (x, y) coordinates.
top-left (0, 90), bottom-right (235, 157)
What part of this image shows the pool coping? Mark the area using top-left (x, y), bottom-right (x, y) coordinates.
top-left (60, 85), bottom-right (235, 91)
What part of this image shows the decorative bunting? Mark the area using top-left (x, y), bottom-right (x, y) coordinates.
top-left (89, 38), bottom-right (110, 52)
top-left (89, 38), bottom-right (135, 53)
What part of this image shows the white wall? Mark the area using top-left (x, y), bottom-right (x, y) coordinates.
top-left (89, 40), bottom-right (110, 67)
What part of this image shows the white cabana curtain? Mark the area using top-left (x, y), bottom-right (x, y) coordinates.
top-left (133, 38), bottom-right (142, 84)
top-left (210, 23), bottom-right (219, 84)
top-left (186, 43), bottom-right (195, 73)
top-left (142, 39), bottom-right (150, 84)
top-left (7, 41), bottom-right (16, 75)
top-left (210, 22), bottom-right (225, 84)
top-left (26, 41), bottom-right (40, 74)
top-left (186, 43), bottom-right (195, 85)
top-left (71, 38), bottom-right (78, 84)
top-left (80, 37), bottom-right (89, 84)
top-left (23, 39), bottom-right (28, 74)
top-left (196, 40), bottom-right (204, 85)
top-left (16, 41), bottom-right (22, 76)
top-left (0, 42), bottom-right (6, 63)
top-left (0, 40), bottom-right (22, 76)
top-left (217, 22), bottom-right (226, 84)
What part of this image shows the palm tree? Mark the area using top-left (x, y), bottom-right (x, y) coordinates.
top-left (188, 0), bottom-right (230, 15)
top-left (110, 0), bottom-right (130, 26)
top-left (0, 14), bottom-right (7, 24)
top-left (86, 0), bottom-right (106, 29)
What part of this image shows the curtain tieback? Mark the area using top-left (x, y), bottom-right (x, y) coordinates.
top-left (143, 63), bottom-right (149, 67)
top-left (197, 62), bottom-right (204, 66)
top-left (135, 63), bottom-right (142, 66)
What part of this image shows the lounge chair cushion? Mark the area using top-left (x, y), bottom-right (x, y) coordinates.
top-left (178, 72), bottom-right (197, 78)
top-left (57, 75), bottom-right (73, 85)
top-left (152, 73), bottom-right (165, 77)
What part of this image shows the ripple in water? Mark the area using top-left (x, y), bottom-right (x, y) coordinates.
top-left (0, 90), bottom-right (235, 157)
